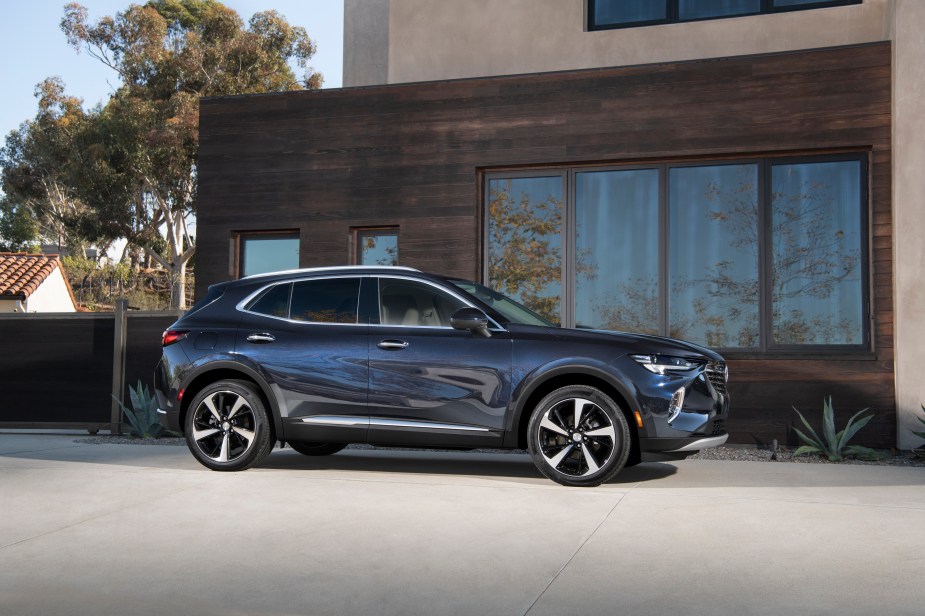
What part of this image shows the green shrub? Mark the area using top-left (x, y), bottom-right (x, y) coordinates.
top-left (792, 397), bottom-right (885, 462)
top-left (113, 380), bottom-right (177, 438)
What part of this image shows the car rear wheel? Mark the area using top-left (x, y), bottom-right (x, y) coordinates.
top-left (287, 441), bottom-right (347, 456)
top-left (527, 385), bottom-right (631, 487)
top-left (185, 380), bottom-right (274, 471)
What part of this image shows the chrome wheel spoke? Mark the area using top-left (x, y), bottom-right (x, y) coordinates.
top-left (231, 426), bottom-right (255, 446)
top-left (193, 427), bottom-right (220, 442)
top-left (217, 433), bottom-right (230, 462)
top-left (540, 415), bottom-right (569, 437)
top-left (544, 444), bottom-right (575, 470)
top-left (227, 396), bottom-right (247, 420)
top-left (584, 424), bottom-right (615, 441)
top-left (581, 444), bottom-right (601, 475)
top-left (573, 398), bottom-right (593, 429)
top-left (203, 396), bottom-right (222, 422)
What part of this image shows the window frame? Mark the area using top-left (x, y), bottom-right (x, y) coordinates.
top-left (587, 0), bottom-right (862, 31)
top-left (352, 226), bottom-right (400, 266)
top-left (482, 152), bottom-right (870, 355)
top-left (235, 229), bottom-right (300, 279)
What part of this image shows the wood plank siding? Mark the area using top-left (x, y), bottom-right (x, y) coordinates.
top-left (198, 42), bottom-right (894, 447)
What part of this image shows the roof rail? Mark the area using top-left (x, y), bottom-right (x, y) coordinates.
top-left (242, 265), bottom-right (420, 279)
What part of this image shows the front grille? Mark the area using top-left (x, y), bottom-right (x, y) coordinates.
top-left (705, 361), bottom-right (727, 395)
top-left (711, 419), bottom-right (725, 436)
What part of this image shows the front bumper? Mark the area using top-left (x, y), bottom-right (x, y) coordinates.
top-left (638, 432), bottom-right (728, 462)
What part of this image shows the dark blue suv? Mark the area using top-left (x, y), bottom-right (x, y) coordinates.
top-left (156, 266), bottom-right (729, 486)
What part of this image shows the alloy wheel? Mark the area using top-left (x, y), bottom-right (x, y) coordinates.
top-left (537, 397), bottom-right (617, 478)
top-left (190, 390), bottom-right (258, 463)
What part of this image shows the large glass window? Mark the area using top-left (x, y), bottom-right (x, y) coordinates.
top-left (484, 154), bottom-right (868, 352)
top-left (770, 160), bottom-right (864, 346)
top-left (669, 164), bottom-right (759, 348)
top-left (239, 232), bottom-right (299, 277)
top-left (575, 168), bottom-right (660, 333)
top-left (486, 175), bottom-right (564, 324)
top-left (588, 0), bottom-right (860, 30)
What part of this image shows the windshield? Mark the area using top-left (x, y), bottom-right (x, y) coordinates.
top-left (449, 280), bottom-right (556, 327)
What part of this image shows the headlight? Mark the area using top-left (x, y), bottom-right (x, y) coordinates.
top-left (631, 354), bottom-right (701, 375)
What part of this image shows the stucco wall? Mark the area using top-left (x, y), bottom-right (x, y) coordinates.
top-left (343, 0), bottom-right (390, 86)
top-left (892, 0), bottom-right (925, 449)
top-left (383, 0), bottom-right (891, 84)
top-left (24, 269), bottom-right (76, 313)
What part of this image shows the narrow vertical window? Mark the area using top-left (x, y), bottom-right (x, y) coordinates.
top-left (238, 231), bottom-right (299, 277)
top-left (487, 175), bottom-right (564, 324)
top-left (575, 168), bottom-right (660, 333)
top-left (770, 160), bottom-right (864, 346)
top-left (356, 228), bottom-right (399, 266)
top-left (669, 164), bottom-right (760, 348)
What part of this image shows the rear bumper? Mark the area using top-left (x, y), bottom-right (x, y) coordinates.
top-left (157, 406), bottom-right (182, 433)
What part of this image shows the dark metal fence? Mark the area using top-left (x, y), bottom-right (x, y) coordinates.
top-left (0, 301), bottom-right (181, 433)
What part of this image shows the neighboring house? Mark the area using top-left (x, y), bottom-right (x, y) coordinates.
top-left (0, 253), bottom-right (77, 313)
top-left (194, 0), bottom-right (925, 448)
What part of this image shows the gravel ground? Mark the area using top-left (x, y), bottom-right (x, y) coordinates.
top-left (72, 436), bottom-right (925, 467)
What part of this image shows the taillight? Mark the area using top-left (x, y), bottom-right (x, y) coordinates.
top-left (162, 330), bottom-right (190, 347)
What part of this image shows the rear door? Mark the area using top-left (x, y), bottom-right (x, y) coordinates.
top-left (235, 275), bottom-right (369, 443)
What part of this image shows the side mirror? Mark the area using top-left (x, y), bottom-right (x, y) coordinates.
top-left (450, 307), bottom-right (492, 338)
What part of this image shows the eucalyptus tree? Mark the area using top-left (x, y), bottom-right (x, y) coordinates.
top-left (59, 0), bottom-right (321, 308)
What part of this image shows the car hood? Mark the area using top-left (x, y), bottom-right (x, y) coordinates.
top-left (508, 324), bottom-right (725, 362)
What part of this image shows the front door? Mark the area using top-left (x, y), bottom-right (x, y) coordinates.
top-left (367, 276), bottom-right (512, 447)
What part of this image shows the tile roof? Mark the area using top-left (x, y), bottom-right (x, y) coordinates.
top-left (0, 253), bottom-right (65, 300)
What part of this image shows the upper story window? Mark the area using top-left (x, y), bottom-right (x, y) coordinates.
top-left (588, 0), bottom-right (861, 30)
top-left (238, 231), bottom-right (299, 277)
top-left (355, 227), bottom-right (399, 266)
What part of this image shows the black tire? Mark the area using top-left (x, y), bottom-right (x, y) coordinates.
top-left (184, 380), bottom-right (274, 471)
top-left (287, 441), bottom-right (347, 456)
top-left (527, 385), bottom-right (631, 487)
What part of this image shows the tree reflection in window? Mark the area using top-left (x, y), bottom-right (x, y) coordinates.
top-left (487, 177), bottom-right (563, 323)
top-left (771, 161), bottom-right (862, 345)
top-left (670, 164), bottom-right (760, 348)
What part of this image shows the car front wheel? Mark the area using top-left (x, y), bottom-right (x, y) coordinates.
top-left (185, 380), bottom-right (274, 471)
top-left (527, 385), bottom-right (631, 487)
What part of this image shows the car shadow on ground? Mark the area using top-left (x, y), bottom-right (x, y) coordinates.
top-left (258, 448), bottom-right (680, 484)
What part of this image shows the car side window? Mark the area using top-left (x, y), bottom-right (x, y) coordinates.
top-left (246, 283), bottom-right (292, 318)
top-left (290, 278), bottom-right (361, 324)
top-left (379, 278), bottom-right (468, 327)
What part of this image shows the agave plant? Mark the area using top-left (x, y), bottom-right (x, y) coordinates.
top-left (792, 397), bottom-right (883, 462)
top-left (113, 380), bottom-right (176, 439)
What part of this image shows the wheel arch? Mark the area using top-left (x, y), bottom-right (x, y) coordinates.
top-left (505, 365), bottom-right (642, 465)
top-left (179, 361), bottom-right (283, 442)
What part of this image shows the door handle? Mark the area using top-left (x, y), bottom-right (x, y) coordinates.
top-left (377, 339), bottom-right (409, 350)
top-left (246, 333), bottom-right (276, 343)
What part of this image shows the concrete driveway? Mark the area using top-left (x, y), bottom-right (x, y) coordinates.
top-left (1, 433), bottom-right (923, 616)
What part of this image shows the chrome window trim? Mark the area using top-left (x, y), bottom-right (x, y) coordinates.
top-left (236, 275), bottom-right (366, 326)
top-left (375, 274), bottom-right (506, 332)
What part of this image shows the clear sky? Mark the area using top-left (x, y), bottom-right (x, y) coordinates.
top-left (0, 0), bottom-right (345, 142)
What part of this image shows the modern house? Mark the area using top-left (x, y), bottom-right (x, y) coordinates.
top-left (0, 253), bottom-right (77, 313)
top-left (195, 0), bottom-right (925, 448)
